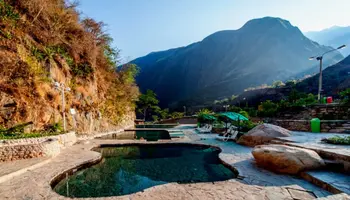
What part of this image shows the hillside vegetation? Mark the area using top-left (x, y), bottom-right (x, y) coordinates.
top-left (0, 0), bottom-right (139, 133)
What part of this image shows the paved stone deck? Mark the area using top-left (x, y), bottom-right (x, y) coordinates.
top-left (0, 157), bottom-right (50, 177)
top-left (0, 157), bottom-right (51, 184)
top-left (279, 132), bottom-right (350, 158)
top-left (0, 130), bottom-right (349, 199)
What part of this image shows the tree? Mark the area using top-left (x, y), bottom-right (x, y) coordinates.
top-left (136, 90), bottom-right (160, 120)
top-left (258, 100), bottom-right (278, 117)
top-left (158, 108), bottom-right (169, 120)
top-left (340, 88), bottom-right (350, 104)
top-left (169, 112), bottom-right (184, 119)
top-left (119, 63), bottom-right (139, 84)
top-left (231, 95), bottom-right (238, 101)
top-left (272, 80), bottom-right (285, 88)
top-left (196, 108), bottom-right (213, 115)
top-left (285, 80), bottom-right (296, 87)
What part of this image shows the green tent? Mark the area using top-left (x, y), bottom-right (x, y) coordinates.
top-left (218, 112), bottom-right (248, 121)
top-left (218, 112), bottom-right (248, 132)
top-left (197, 114), bottom-right (217, 126)
top-left (201, 114), bottom-right (217, 121)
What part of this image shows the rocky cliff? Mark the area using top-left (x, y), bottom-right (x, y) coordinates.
top-left (0, 0), bottom-right (138, 134)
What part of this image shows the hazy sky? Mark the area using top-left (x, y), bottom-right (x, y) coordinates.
top-left (78, 0), bottom-right (350, 61)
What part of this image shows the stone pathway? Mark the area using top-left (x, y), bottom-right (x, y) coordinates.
top-left (0, 156), bottom-right (51, 183)
top-left (0, 131), bottom-right (348, 199)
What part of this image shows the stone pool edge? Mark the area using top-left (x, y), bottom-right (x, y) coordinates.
top-left (49, 141), bottom-right (240, 198)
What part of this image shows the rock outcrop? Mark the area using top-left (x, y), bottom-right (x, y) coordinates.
top-left (0, 0), bottom-right (138, 134)
top-left (237, 123), bottom-right (291, 147)
top-left (252, 144), bottom-right (325, 174)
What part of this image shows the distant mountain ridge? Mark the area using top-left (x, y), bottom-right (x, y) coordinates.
top-left (296, 55), bottom-right (350, 95)
top-left (131, 17), bottom-right (343, 108)
top-left (232, 55), bottom-right (350, 106)
top-left (305, 26), bottom-right (350, 57)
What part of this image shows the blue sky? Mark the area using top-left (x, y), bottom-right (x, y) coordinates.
top-left (78, 0), bottom-right (350, 62)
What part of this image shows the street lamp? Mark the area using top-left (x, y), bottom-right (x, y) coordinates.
top-left (309, 45), bottom-right (346, 103)
top-left (54, 82), bottom-right (71, 132)
top-left (223, 105), bottom-right (230, 112)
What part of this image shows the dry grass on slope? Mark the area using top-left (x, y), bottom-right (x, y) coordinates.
top-left (0, 0), bottom-right (139, 132)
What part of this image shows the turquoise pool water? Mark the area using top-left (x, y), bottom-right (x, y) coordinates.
top-left (135, 124), bottom-right (178, 128)
top-left (53, 144), bottom-right (236, 198)
top-left (169, 131), bottom-right (185, 138)
top-left (98, 130), bottom-right (172, 141)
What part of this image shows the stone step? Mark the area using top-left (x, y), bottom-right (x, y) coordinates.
top-left (301, 171), bottom-right (350, 195)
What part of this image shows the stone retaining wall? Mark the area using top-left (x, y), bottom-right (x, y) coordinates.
top-left (0, 139), bottom-right (60, 162)
top-left (0, 132), bottom-right (76, 162)
top-left (277, 104), bottom-right (350, 120)
top-left (272, 120), bottom-right (350, 133)
top-left (0, 132), bottom-right (77, 147)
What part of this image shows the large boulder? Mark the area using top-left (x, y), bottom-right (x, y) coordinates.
top-left (252, 144), bottom-right (325, 174)
top-left (237, 123), bottom-right (291, 147)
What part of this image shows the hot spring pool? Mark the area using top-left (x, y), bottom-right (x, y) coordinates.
top-left (53, 144), bottom-right (237, 198)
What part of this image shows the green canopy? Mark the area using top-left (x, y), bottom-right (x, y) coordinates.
top-left (197, 114), bottom-right (217, 124)
top-left (218, 112), bottom-right (248, 121)
top-left (200, 114), bottom-right (217, 121)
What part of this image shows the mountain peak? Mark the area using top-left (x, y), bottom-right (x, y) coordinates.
top-left (242, 17), bottom-right (293, 30)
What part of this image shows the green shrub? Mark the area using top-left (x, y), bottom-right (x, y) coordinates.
top-left (44, 123), bottom-right (63, 133)
top-left (240, 121), bottom-right (257, 132)
top-left (0, 0), bottom-right (19, 22)
top-left (277, 99), bottom-right (290, 110)
top-left (0, 29), bottom-right (12, 39)
top-left (239, 110), bottom-right (249, 119)
top-left (340, 88), bottom-right (350, 104)
top-left (243, 107), bottom-right (257, 117)
top-left (0, 132), bottom-right (62, 140)
top-left (196, 108), bottom-right (213, 115)
top-left (258, 100), bottom-right (278, 117)
top-left (30, 46), bottom-right (45, 61)
top-left (292, 93), bottom-right (316, 107)
top-left (169, 112), bottom-right (184, 119)
top-left (152, 115), bottom-right (159, 122)
top-left (71, 62), bottom-right (94, 77)
top-left (228, 106), bottom-right (242, 113)
top-left (322, 136), bottom-right (350, 145)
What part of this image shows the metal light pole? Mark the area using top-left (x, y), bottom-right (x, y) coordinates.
top-left (54, 82), bottom-right (71, 132)
top-left (183, 106), bottom-right (186, 116)
top-left (309, 45), bottom-right (346, 103)
top-left (223, 105), bottom-right (229, 112)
